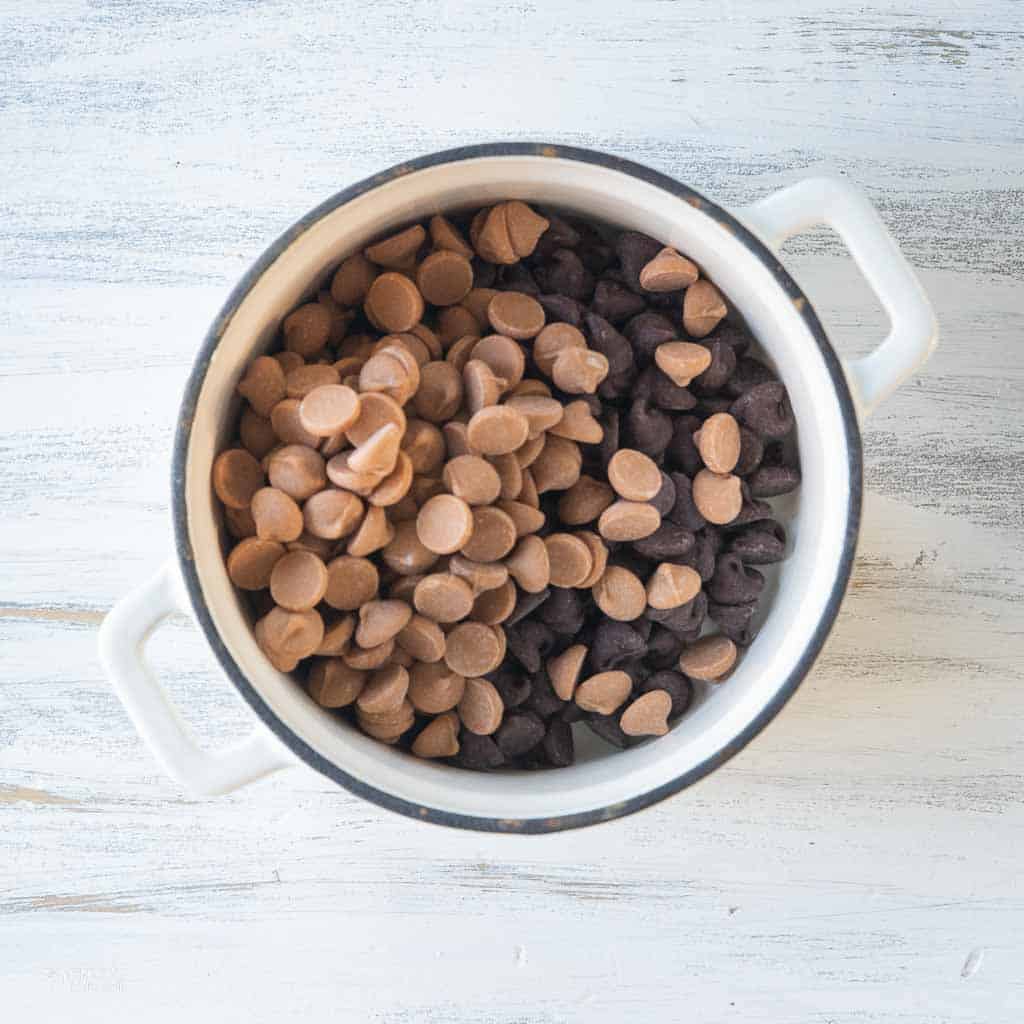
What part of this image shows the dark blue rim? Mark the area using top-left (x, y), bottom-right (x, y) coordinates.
top-left (171, 143), bottom-right (863, 833)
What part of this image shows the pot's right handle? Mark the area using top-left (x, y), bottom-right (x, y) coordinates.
top-left (737, 177), bottom-right (938, 418)
top-left (99, 561), bottom-right (294, 796)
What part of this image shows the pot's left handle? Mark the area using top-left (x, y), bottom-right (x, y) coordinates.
top-left (99, 561), bottom-right (294, 795)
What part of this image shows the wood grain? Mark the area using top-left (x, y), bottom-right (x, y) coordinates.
top-left (1, 2), bottom-right (1022, 1021)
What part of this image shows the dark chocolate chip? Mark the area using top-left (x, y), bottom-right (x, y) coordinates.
top-left (542, 717), bottom-right (575, 767)
top-left (624, 311), bottom-right (678, 365)
top-left (645, 591), bottom-right (708, 636)
top-left (535, 214), bottom-right (581, 255)
top-left (730, 381), bottom-right (794, 440)
top-left (471, 258), bottom-right (497, 288)
top-left (507, 587), bottom-right (551, 626)
top-left (538, 586), bottom-right (587, 635)
top-left (526, 669), bottom-right (566, 720)
top-left (559, 701), bottom-right (585, 724)
top-left (695, 395), bottom-right (735, 417)
top-left (536, 248), bottom-right (593, 301)
top-left (747, 464), bottom-right (801, 497)
top-left (708, 553), bottom-right (765, 605)
top-left (538, 293), bottom-right (585, 327)
top-left (647, 625), bottom-right (684, 670)
top-left (595, 408), bottom-right (620, 472)
top-left (726, 490), bottom-right (774, 528)
top-left (690, 339), bottom-right (737, 395)
top-left (666, 415), bottom-right (704, 476)
top-left (590, 620), bottom-right (647, 670)
top-left (615, 230), bottom-right (663, 291)
top-left (666, 472), bottom-right (707, 531)
top-left (619, 658), bottom-right (650, 687)
top-left (676, 529), bottom-right (718, 581)
top-left (640, 670), bottom-right (694, 718)
top-left (710, 323), bottom-right (752, 357)
top-left (498, 262), bottom-right (540, 295)
top-left (726, 521), bottom-right (787, 564)
top-left (636, 365), bottom-right (698, 411)
top-left (486, 663), bottom-right (533, 708)
top-left (457, 730), bottom-right (504, 770)
top-left (578, 241), bottom-right (616, 275)
top-left (733, 427), bottom-right (765, 477)
top-left (625, 398), bottom-right (672, 458)
top-left (591, 279), bottom-right (647, 323)
top-left (585, 713), bottom-right (630, 749)
top-left (632, 522), bottom-right (696, 560)
top-left (506, 620), bottom-right (556, 674)
top-left (495, 711), bottom-right (546, 758)
top-left (726, 356), bottom-right (776, 397)
top-left (597, 364), bottom-right (637, 401)
top-left (650, 472), bottom-right (677, 518)
top-left (583, 312), bottom-right (634, 375)
top-left (707, 600), bottom-right (759, 646)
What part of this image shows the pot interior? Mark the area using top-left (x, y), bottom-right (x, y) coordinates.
top-left (181, 151), bottom-right (856, 823)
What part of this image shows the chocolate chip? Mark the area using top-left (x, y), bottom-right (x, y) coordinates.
top-left (640, 669), bottom-right (694, 718)
top-left (584, 713), bottom-right (631, 749)
top-left (497, 262), bottom-right (540, 295)
top-left (646, 625), bottom-right (684, 670)
top-left (726, 356), bottom-right (776, 397)
top-left (728, 490), bottom-right (775, 528)
top-left (534, 214), bottom-right (581, 255)
top-left (496, 711), bottom-right (545, 758)
top-left (646, 591), bottom-right (708, 637)
top-left (650, 472), bottom-right (677, 518)
top-left (666, 416), bottom-right (704, 476)
top-left (691, 339), bottom-right (737, 395)
top-left (542, 717), bottom-right (575, 767)
top-left (694, 395), bottom-right (734, 417)
top-left (594, 408), bottom-right (620, 472)
top-left (666, 472), bottom-right (707, 532)
top-left (472, 258), bottom-right (497, 288)
top-left (507, 587), bottom-right (550, 626)
top-left (615, 230), bottom-right (663, 291)
top-left (457, 729), bottom-right (504, 770)
top-left (624, 311), bottom-right (677, 365)
top-left (624, 398), bottom-right (672, 458)
top-left (730, 381), bottom-right (794, 440)
top-left (676, 527), bottom-right (719, 582)
top-left (590, 620), bottom-right (646, 670)
top-left (712, 323), bottom-right (752, 357)
top-left (631, 522), bottom-right (696, 560)
top-left (708, 553), bottom-right (765, 605)
top-left (506, 619), bottom-right (556, 674)
top-left (726, 521), bottom-right (787, 564)
top-left (538, 293), bottom-right (585, 326)
top-left (591, 279), bottom-right (647, 323)
top-left (525, 670), bottom-right (566, 720)
top-left (747, 464), bottom-right (801, 497)
top-left (486, 663), bottom-right (532, 708)
top-left (733, 426), bottom-right (765, 477)
top-left (635, 365), bottom-right (698, 412)
top-left (707, 599), bottom-right (759, 646)
top-left (537, 586), bottom-right (587, 635)
top-left (537, 248), bottom-right (592, 301)
top-left (583, 312), bottom-right (634, 376)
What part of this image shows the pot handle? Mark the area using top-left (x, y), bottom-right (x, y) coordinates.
top-left (99, 561), bottom-right (294, 795)
top-left (737, 177), bottom-right (938, 417)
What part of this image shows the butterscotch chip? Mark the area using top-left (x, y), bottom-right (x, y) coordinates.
top-left (445, 333), bottom-right (480, 374)
top-left (438, 306), bottom-right (480, 348)
top-left (593, 566), bottom-right (646, 621)
top-left (488, 453), bottom-right (522, 501)
top-left (412, 711), bottom-right (460, 759)
top-left (324, 555), bottom-right (380, 611)
top-left (356, 600), bottom-right (413, 649)
top-left (285, 363), bottom-right (340, 399)
top-left (287, 531), bottom-right (334, 560)
top-left (487, 291), bottom-right (546, 340)
top-left (504, 395), bottom-right (563, 438)
top-left (369, 451), bottom-right (414, 507)
top-left (414, 361), bottom-right (463, 423)
top-left (639, 247), bottom-right (699, 292)
top-left (303, 488), bottom-right (364, 539)
top-left (365, 224), bottom-right (425, 269)
top-left (345, 639), bottom-right (396, 672)
top-left (389, 495), bottom-right (419, 523)
top-left (346, 391), bottom-right (407, 447)
top-left (409, 322), bottom-right (443, 360)
top-left (509, 379), bottom-right (552, 399)
top-left (683, 279), bottom-right (727, 338)
top-left (533, 322), bottom-right (586, 376)
top-left (356, 696), bottom-right (413, 739)
top-left (448, 553), bottom-right (509, 593)
top-left (547, 400), bottom-right (603, 444)
top-left (529, 434), bottom-right (581, 494)
top-left (505, 535), bottom-right (551, 593)
top-left (607, 449), bottom-right (662, 501)
top-left (225, 504), bottom-right (257, 540)
top-left (388, 574), bottom-right (423, 603)
top-left (273, 350), bottom-right (305, 375)
top-left (695, 412), bottom-right (741, 474)
top-left (365, 272), bottom-right (425, 334)
top-left (409, 474), bottom-right (445, 506)
top-left (297, 384), bottom-right (360, 438)
top-left (457, 676), bottom-right (505, 734)
top-left (575, 671), bottom-right (632, 715)
top-left (620, 690), bottom-right (672, 737)
top-left (678, 635), bottom-right (738, 680)
top-left (576, 531), bottom-right (609, 589)
top-left (496, 499), bottom-right (546, 537)
top-left (268, 445), bottom-right (326, 501)
top-left (375, 331), bottom-right (431, 368)
top-left (213, 449), bottom-right (264, 509)
top-left (319, 430), bottom-right (348, 459)
top-left (654, 341), bottom-right (712, 387)
top-left (339, 332), bottom-right (377, 361)
top-left (251, 487), bottom-right (303, 542)
top-left (557, 475), bottom-right (615, 526)
top-left (462, 287), bottom-right (499, 328)
top-left (429, 214), bottom-right (474, 258)
top-left (391, 644), bottom-right (418, 668)
top-left (408, 663), bottom-right (463, 715)
top-left (518, 468), bottom-right (540, 508)
top-left (551, 347), bottom-right (609, 395)
top-left (227, 538), bottom-right (285, 590)
top-left (598, 501), bottom-right (661, 542)
top-left (692, 469), bottom-right (742, 524)
top-left (471, 334), bottom-right (526, 390)
top-left (544, 533), bottom-right (593, 588)
top-left (397, 614), bottom-right (447, 663)
top-left (325, 451), bottom-right (386, 497)
top-left (443, 455), bottom-right (501, 506)
top-left (307, 659), bottom-right (365, 707)
top-left (504, 200), bottom-right (549, 257)
top-left (402, 419), bottom-right (446, 475)
top-left (269, 551), bottom-right (328, 611)
top-left (237, 356), bottom-right (286, 417)
top-left (332, 355), bottom-right (366, 380)
top-left (283, 303), bottom-right (331, 357)
top-left (544, 644), bottom-right (586, 702)
top-left (413, 573), bottom-right (475, 623)
top-left (359, 345), bottom-right (420, 406)
top-left (416, 494), bottom-right (475, 555)
top-left (443, 421), bottom-right (472, 460)
top-left (470, 579), bottom-right (517, 625)
top-left (417, 249), bottom-right (473, 306)
top-left (347, 505), bottom-right (395, 557)
top-left (446, 622), bottom-right (504, 677)
top-left (331, 252), bottom-right (378, 305)
top-left (349, 423), bottom-right (402, 477)
top-left (316, 615), bottom-right (356, 656)
top-left (355, 664), bottom-right (410, 716)
top-left (466, 405), bottom-right (530, 456)
top-left (463, 359), bottom-right (507, 414)
top-left (647, 563), bottom-right (702, 610)
top-left (255, 607), bottom-right (324, 668)
top-left (381, 519), bottom-right (440, 575)
top-left (461, 505), bottom-right (517, 562)
top-left (240, 409), bottom-right (278, 460)
top-left (474, 205), bottom-right (517, 264)
top-left (270, 398), bottom-right (321, 447)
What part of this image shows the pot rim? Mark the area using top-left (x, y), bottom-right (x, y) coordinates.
top-left (171, 142), bottom-right (863, 833)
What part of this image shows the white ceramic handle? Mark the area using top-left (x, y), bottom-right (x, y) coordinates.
top-left (99, 561), bottom-right (293, 795)
top-left (738, 177), bottom-right (938, 417)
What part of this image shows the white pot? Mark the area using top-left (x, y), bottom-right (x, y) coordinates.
top-left (99, 145), bottom-right (937, 832)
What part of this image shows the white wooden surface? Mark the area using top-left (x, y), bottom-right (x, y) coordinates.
top-left (2, 2), bottom-right (1022, 1020)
